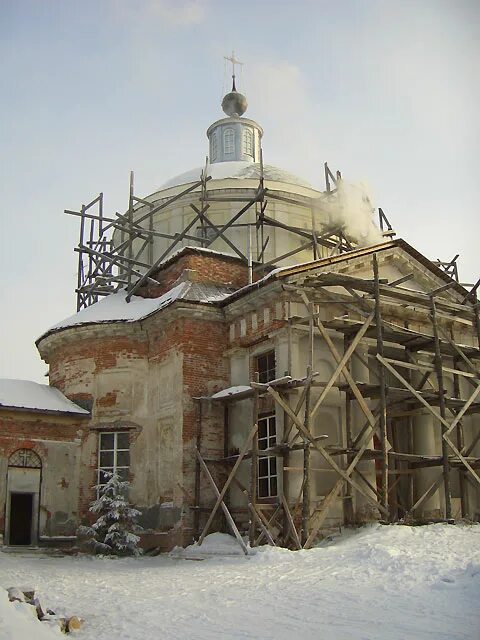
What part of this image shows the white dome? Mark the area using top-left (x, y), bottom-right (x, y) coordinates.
top-left (161, 161), bottom-right (312, 190)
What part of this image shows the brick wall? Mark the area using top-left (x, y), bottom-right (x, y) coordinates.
top-left (139, 250), bottom-right (253, 297)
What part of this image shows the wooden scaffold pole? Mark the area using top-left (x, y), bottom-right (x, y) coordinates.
top-left (373, 254), bottom-right (389, 518)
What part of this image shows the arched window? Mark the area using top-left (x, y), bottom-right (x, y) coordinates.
top-left (8, 449), bottom-right (42, 468)
top-left (223, 128), bottom-right (234, 154)
top-left (211, 132), bottom-right (217, 161)
top-left (243, 129), bottom-right (253, 156)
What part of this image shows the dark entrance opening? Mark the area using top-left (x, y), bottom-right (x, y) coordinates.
top-left (9, 493), bottom-right (34, 545)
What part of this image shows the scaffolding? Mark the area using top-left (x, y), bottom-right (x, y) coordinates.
top-left (193, 254), bottom-right (480, 551)
top-left (65, 154), bottom-right (479, 550)
top-left (67, 158), bottom-right (396, 310)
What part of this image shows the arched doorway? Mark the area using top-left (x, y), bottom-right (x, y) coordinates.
top-left (6, 449), bottom-right (42, 546)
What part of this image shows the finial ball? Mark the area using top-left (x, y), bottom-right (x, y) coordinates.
top-left (222, 91), bottom-right (248, 117)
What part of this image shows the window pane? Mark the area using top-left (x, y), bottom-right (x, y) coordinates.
top-left (267, 351), bottom-right (275, 371)
top-left (258, 478), bottom-right (269, 498)
top-left (100, 433), bottom-right (114, 450)
top-left (270, 477), bottom-right (278, 497)
top-left (256, 351), bottom-right (276, 383)
top-left (258, 421), bottom-right (267, 440)
top-left (116, 432), bottom-right (130, 449)
top-left (99, 469), bottom-right (113, 485)
top-left (117, 467), bottom-right (129, 481)
top-left (243, 129), bottom-right (253, 156)
top-left (224, 129), bottom-right (234, 154)
top-left (100, 451), bottom-right (114, 467)
top-left (117, 450), bottom-right (130, 467)
top-left (270, 457), bottom-right (277, 475)
top-left (258, 458), bottom-right (268, 477)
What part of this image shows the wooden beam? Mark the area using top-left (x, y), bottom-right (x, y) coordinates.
top-left (267, 386), bottom-right (388, 517)
top-left (248, 503), bottom-right (276, 546)
top-left (281, 495), bottom-right (302, 550)
top-left (308, 312), bottom-right (375, 422)
top-left (376, 356), bottom-right (449, 429)
top-left (198, 421), bottom-right (258, 545)
top-left (195, 448), bottom-right (248, 555)
top-left (373, 254), bottom-right (389, 515)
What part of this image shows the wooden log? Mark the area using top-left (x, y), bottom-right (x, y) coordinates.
top-left (197, 421), bottom-right (258, 546)
top-left (33, 597), bottom-right (45, 620)
top-left (249, 387), bottom-right (259, 547)
top-left (308, 312), bottom-right (375, 422)
top-left (247, 502), bottom-right (276, 546)
top-left (7, 587), bottom-right (25, 603)
top-left (267, 387), bottom-right (388, 517)
top-left (193, 401), bottom-right (203, 540)
top-left (281, 495), bottom-right (302, 550)
top-left (67, 616), bottom-right (83, 632)
top-left (254, 506), bottom-right (282, 546)
top-left (301, 371), bottom-right (312, 545)
top-left (195, 448), bottom-right (248, 555)
top-left (373, 254), bottom-right (389, 516)
top-left (304, 408), bottom-right (383, 548)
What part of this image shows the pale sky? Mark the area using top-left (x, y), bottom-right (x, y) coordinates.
top-left (1, 0), bottom-right (478, 383)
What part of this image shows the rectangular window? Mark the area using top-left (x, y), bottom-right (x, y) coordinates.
top-left (243, 129), bottom-right (253, 156)
top-left (258, 414), bottom-right (277, 498)
top-left (98, 431), bottom-right (130, 489)
top-left (224, 128), bottom-right (235, 154)
top-left (255, 350), bottom-right (276, 383)
top-left (211, 132), bottom-right (217, 161)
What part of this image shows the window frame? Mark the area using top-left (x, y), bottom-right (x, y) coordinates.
top-left (243, 128), bottom-right (254, 157)
top-left (223, 127), bottom-right (235, 154)
top-left (255, 349), bottom-right (276, 384)
top-left (97, 431), bottom-right (130, 491)
top-left (211, 131), bottom-right (217, 161)
top-left (257, 414), bottom-right (277, 499)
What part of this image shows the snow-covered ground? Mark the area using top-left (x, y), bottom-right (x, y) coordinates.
top-left (0, 524), bottom-right (479, 640)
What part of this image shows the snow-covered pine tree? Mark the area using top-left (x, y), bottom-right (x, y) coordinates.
top-left (79, 471), bottom-right (142, 556)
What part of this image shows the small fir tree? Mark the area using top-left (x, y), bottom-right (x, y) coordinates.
top-left (79, 471), bottom-right (142, 556)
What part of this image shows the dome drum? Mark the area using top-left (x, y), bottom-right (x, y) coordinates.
top-left (207, 117), bottom-right (263, 164)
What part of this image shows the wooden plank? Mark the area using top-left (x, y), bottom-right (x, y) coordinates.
top-left (373, 254), bottom-right (389, 515)
top-left (383, 356), bottom-right (480, 382)
top-left (377, 355), bottom-right (450, 429)
top-left (437, 325), bottom-right (480, 379)
top-left (407, 474), bottom-right (443, 515)
top-left (301, 365), bottom-right (313, 545)
top-left (190, 203), bottom-right (248, 263)
top-left (281, 495), bottom-right (302, 550)
top-left (126, 206), bottom-right (207, 299)
top-left (248, 503), bottom-right (276, 546)
top-left (430, 297), bottom-right (451, 519)
top-left (267, 387), bottom-right (388, 517)
top-left (103, 177), bottom-right (210, 233)
top-left (195, 449), bottom-right (248, 555)
top-left (198, 421), bottom-right (258, 545)
top-left (249, 387), bottom-right (259, 546)
top-left (254, 506), bottom-right (282, 546)
top-left (303, 300), bottom-right (379, 431)
top-left (445, 385), bottom-right (480, 437)
top-left (308, 313), bottom-right (375, 422)
top-left (442, 436), bottom-right (480, 485)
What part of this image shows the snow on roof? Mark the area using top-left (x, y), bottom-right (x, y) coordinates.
top-left (40, 281), bottom-right (233, 338)
top-left (161, 161), bottom-right (313, 190)
top-left (0, 379), bottom-right (89, 415)
top-left (210, 385), bottom-right (252, 399)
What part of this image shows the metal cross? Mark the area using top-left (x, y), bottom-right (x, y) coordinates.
top-left (224, 50), bottom-right (243, 77)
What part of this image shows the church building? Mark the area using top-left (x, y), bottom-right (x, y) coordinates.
top-left (1, 67), bottom-right (479, 552)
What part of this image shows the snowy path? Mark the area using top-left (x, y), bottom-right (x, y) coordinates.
top-left (0, 524), bottom-right (479, 640)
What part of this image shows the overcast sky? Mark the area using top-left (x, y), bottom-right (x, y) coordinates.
top-left (1, 0), bottom-right (478, 383)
